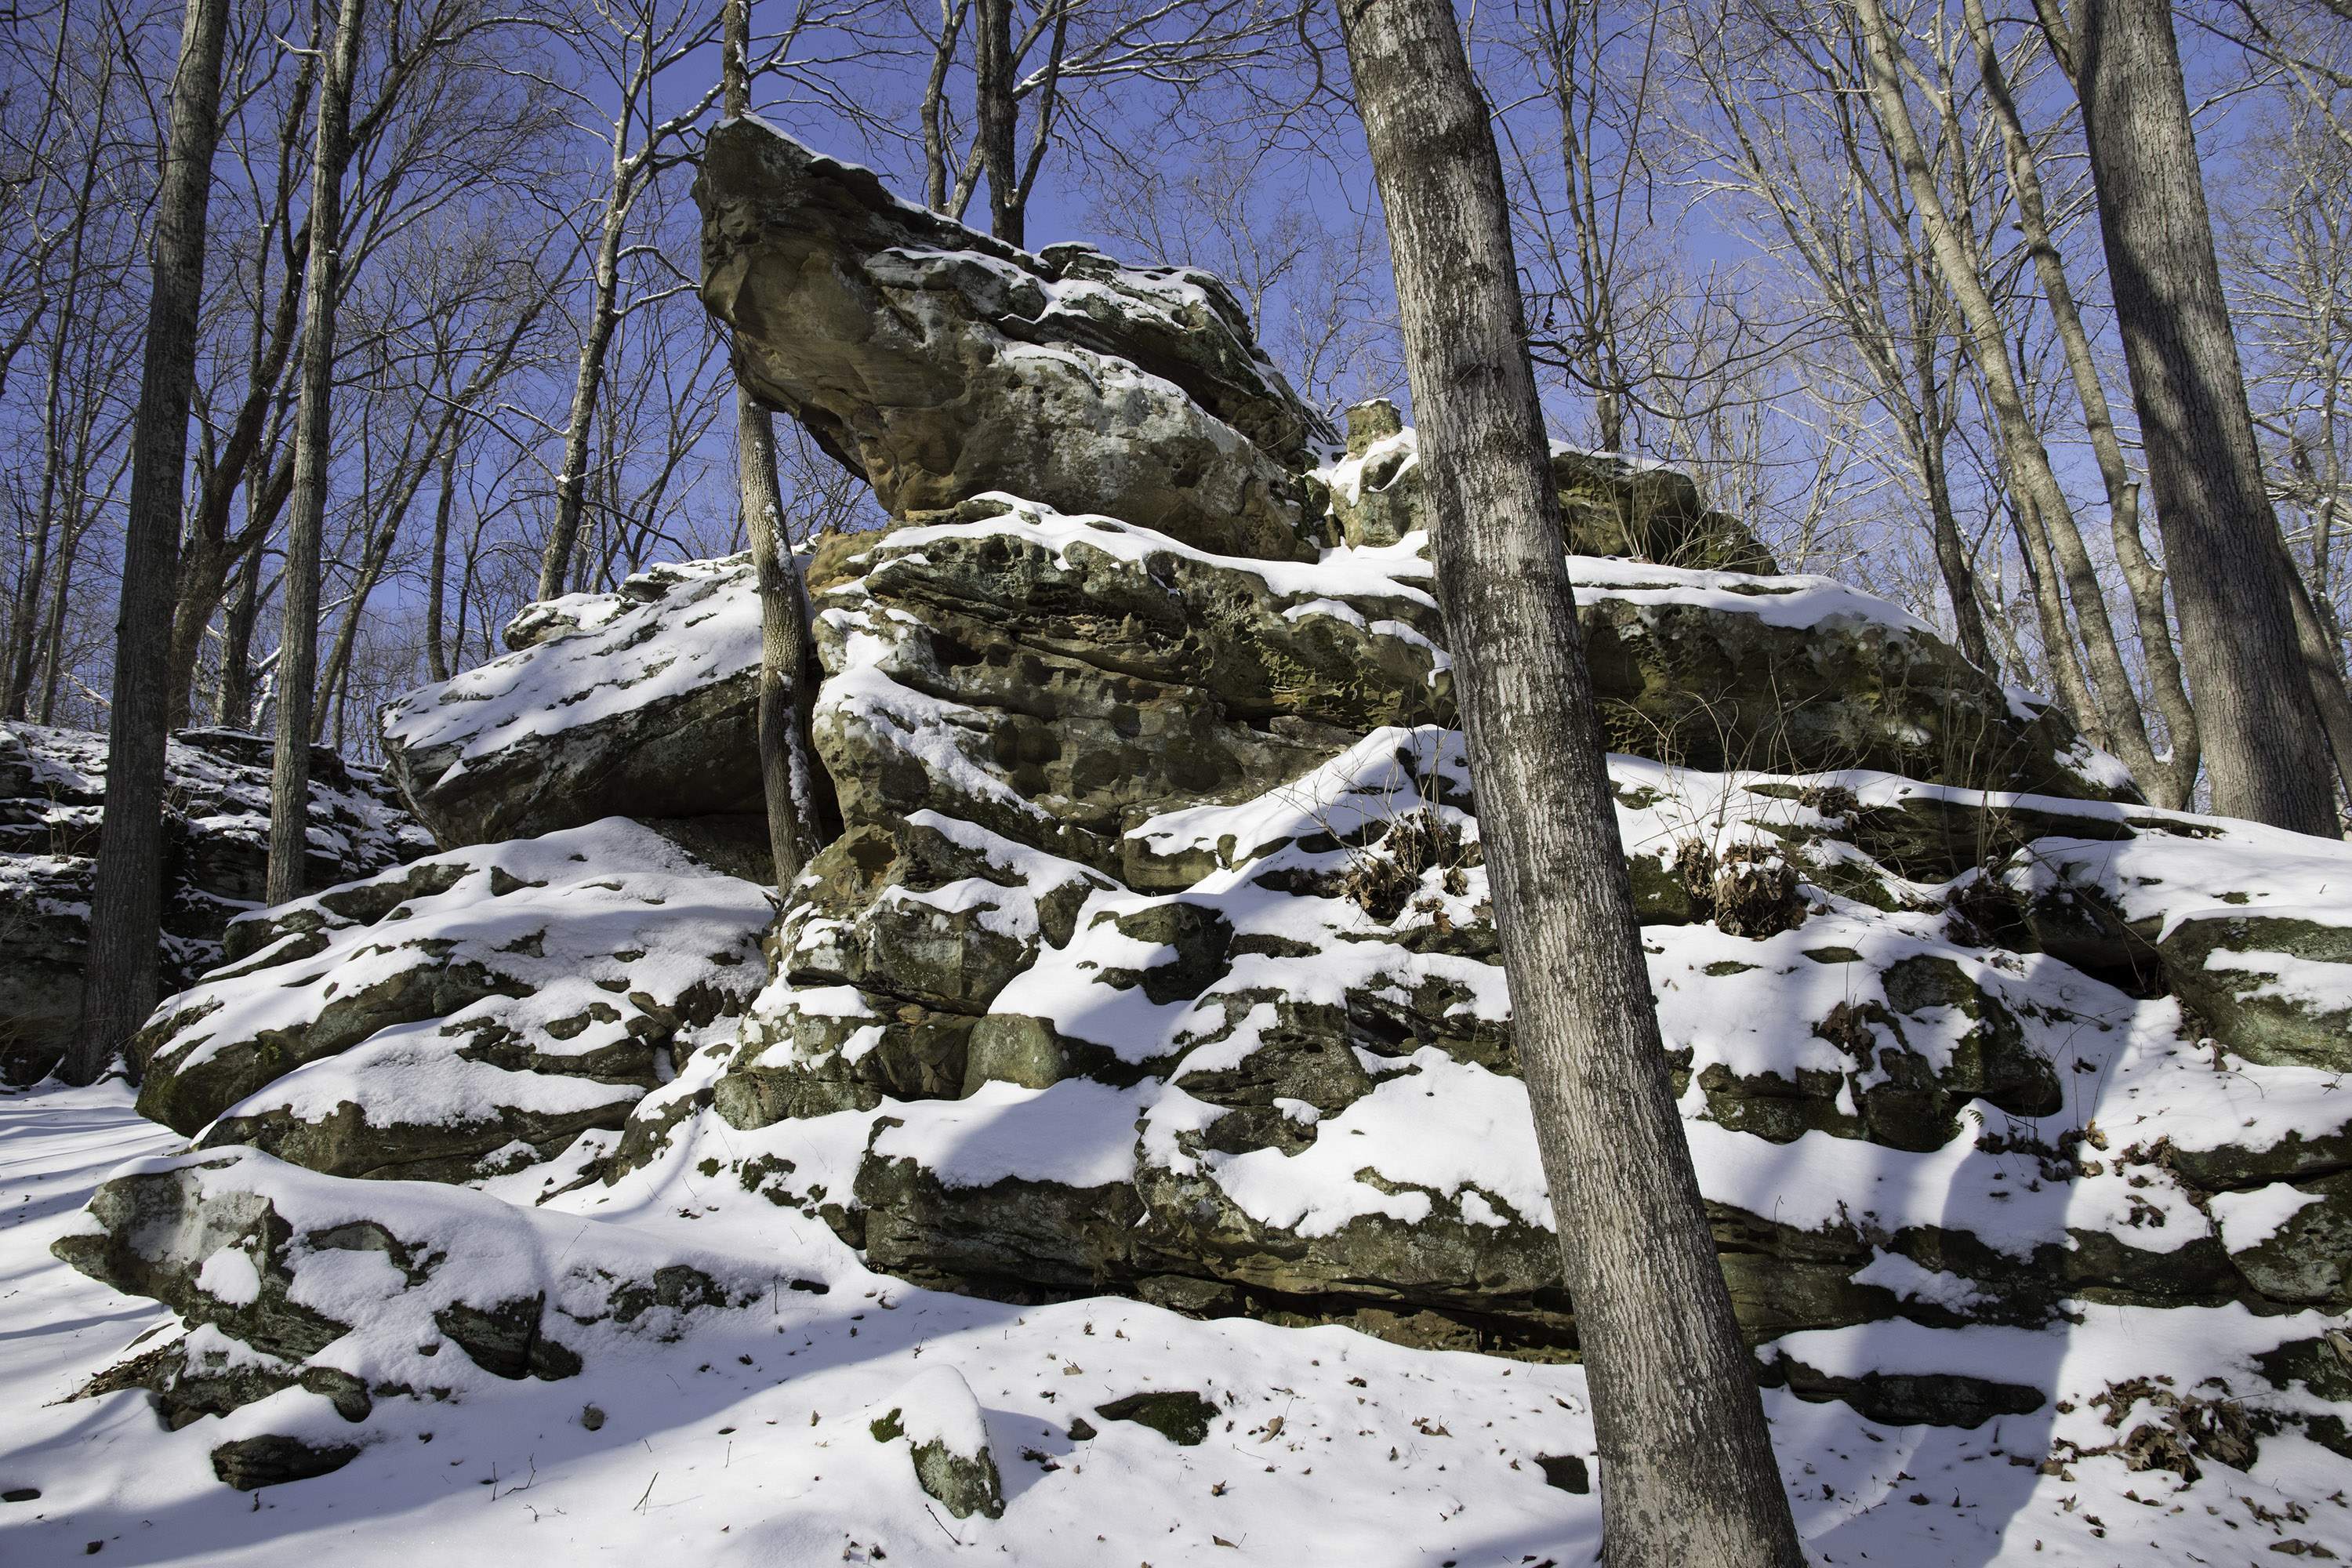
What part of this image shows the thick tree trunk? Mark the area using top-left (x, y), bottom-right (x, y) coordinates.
top-left (61, 0), bottom-right (230, 1084)
top-left (266, 0), bottom-right (367, 909)
top-left (2078, 0), bottom-right (2340, 834)
top-left (1336, 1), bottom-right (1804, 1561)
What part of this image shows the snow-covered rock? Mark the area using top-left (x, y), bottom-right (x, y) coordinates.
top-left (867, 1364), bottom-right (1004, 1519)
top-left (381, 558), bottom-right (768, 855)
top-left (0, 722), bottom-right (430, 1083)
top-left (37, 129), bottom-right (2352, 1552)
top-left (131, 818), bottom-right (771, 1180)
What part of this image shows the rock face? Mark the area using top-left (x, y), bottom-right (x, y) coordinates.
top-left (131, 818), bottom-right (771, 1181)
top-left (0, 723), bottom-right (430, 1083)
top-left (695, 120), bottom-right (1330, 563)
top-left (1325, 405), bottom-right (1779, 573)
top-left (381, 558), bottom-right (767, 856)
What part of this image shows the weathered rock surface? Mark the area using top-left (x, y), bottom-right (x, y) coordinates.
top-left (695, 119), bottom-right (1328, 561)
top-left (379, 502), bottom-right (2123, 898)
top-left (1323, 406), bottom-right (1779, 573)
top-left (132, 818), bottom-right (770, 1180)
top-left (0, 723), bottom-right (430, 1083)
top-left (52, 1145), bottom-right (757, 1454)
top-left (381, 558), bottom-right (768, 855)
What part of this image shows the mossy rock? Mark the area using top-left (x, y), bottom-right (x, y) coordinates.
top-left (1094, 1390), bottom-right (1218, 1446)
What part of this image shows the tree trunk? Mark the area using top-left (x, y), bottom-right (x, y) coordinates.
top-left (426, 437), bottom-right (458, 682)
top-left (266, 0), bottom-right (368, 909)
top-left (61, 0), bottom-right (230, 1084)
top-left (1849, 0), bottom-right (2162, 790)
top-left (726, 0), bottom-right (833, 887)
top-left (975, 0), bottom-right (1021, 245)
top-left (922, 0), bottom-right (971, 212)
top-left (1960, 0), bottom-right (2196, 802)
top-left (2078, 0), bottom-right (2340, 833)
top-left (213, 535), bottom-right (263, 728)
top-left (1336, 0), bottom-right (1804, 1561)
top-left (535, 201), bottom-right (626, 600)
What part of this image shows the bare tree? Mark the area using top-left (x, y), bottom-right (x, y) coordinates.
top-left (1338, 0), bottom-right (1803, 1559)
top-left (724, 0), bottom-right (831, 886)
top-left (2069, 0), bottom-right (2341, 833)
top-left (265, 0), bottom-right (370, 908)
top-left (63, 0), bottom-right (232, 1086)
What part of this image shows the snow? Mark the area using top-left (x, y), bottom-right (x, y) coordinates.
top-left (194, 1244), bottom-right (263, 1306)
top-left (8, 1079), bottom-right (2351, 1566)
top-left (869, 1080), bottom-right (1148, 1191)
top-left (2210, 1182), bottom-right (2328, 1250)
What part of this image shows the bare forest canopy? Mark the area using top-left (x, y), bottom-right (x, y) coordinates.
top-left (0, 0), bottom-right (2346, 802)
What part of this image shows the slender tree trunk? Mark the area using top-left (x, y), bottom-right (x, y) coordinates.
top-left (313, 514), bottom-right (399, 739)
top-left (536, 201), bottom-right (626, 599)
top-left (266, 0), bottom-right (367, 908)
top-left (61, 0), bottom-right (230, 1084)
top-left (725, 0), bottom-right (831, 886)
top-left (922, 0), bottom-right (971, 212)
top-left (2078, 0), bottom-right (2340, 833)
top-left (1849, 0), bottom-right (2162, 790)
top-left (1960, 0), bottom-right (2196, 801)
top-left (426, 438), bottom-right (458, 682)
top-left (1924, 435), bottom-right (1995, 677)
top-left (975, 0), bottom-right (1021, 245)
top-left (2285, 564), bottom-right (2352, 803)
top-left (1337, 0), bottom-right (1803, 1561)
top-left (35, 499), bottom-right (87, 724)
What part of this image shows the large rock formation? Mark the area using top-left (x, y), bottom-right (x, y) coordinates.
top-left (51, 121), bottom-right (2352, 1496)
top-left (695, 120), bottom-right (1329, 562)
top-left (0, 723), bottom-right (430, 1083)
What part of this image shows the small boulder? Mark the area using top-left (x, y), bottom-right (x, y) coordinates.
top-left (869, 1365), bottom-right (1005, 1520)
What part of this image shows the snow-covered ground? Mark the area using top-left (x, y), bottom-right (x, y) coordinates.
top-left (5, 1080), bottom-right (2346, 1565)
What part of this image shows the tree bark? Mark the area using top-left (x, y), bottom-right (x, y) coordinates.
top-left (213, 533), bottom-right (264, 728)
top-left (1961, 0), bottom-right (2197, 802)
top-left (266, 0), bottom-right (368, 909)
top-left (62, 0), bottom-right (230, 1084)
top-left (2078, 0), bottom-right (2341, 833)
top-left (726, 0), bottom-right (832, 887)
top-left (1849, 0), bottom-right (2162, 789)
top-left (975, 0), bottom-right (1021, 245)
top-left (426, 437), bottom-right (458, 682)
top-left (1336, 0), bottom-right (1804, 1561)
top-left (535, 194), bottom-right (626, 600)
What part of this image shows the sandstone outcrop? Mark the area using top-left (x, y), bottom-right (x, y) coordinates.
top-left (695, 120), bottom-right (1328, 561)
